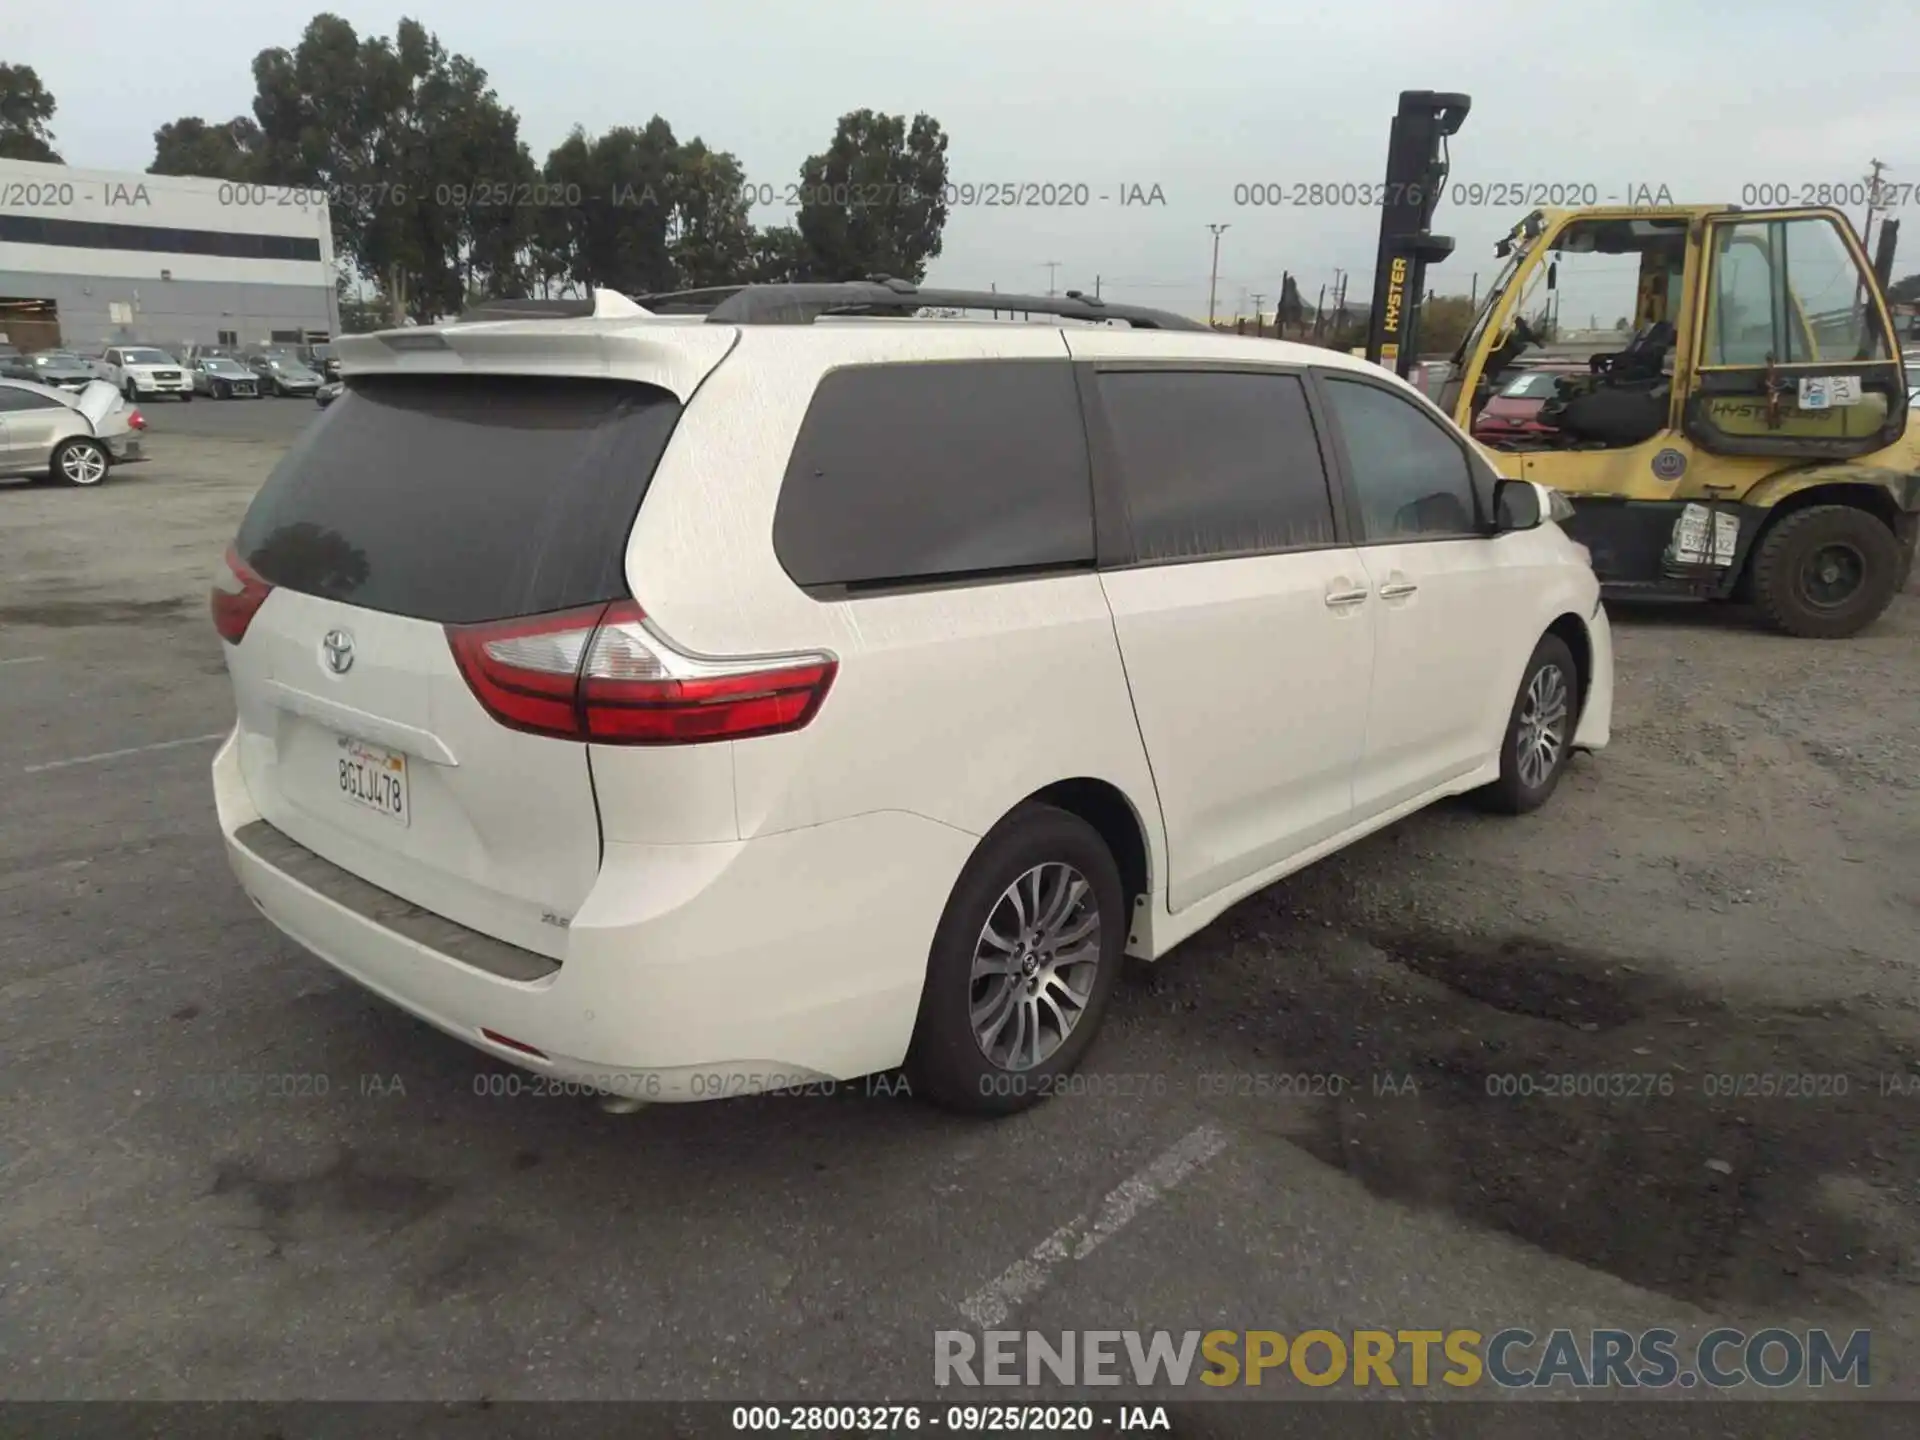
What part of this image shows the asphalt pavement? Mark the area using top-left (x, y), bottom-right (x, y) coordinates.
top-left (5, 428), bottom-right (1920, 1414)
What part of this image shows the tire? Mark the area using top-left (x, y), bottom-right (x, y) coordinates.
top-left (51, 438), bottom-right (110, 487)
top-left (1475, 633), bottom-right (1580, 815)
top-left (180, 391), bottom-right (192, 403)
top-left (904, 803), bottom-right (1126, 1115)
top-left (121, 380), bottom-right (136, 402)
top-left (1750, 504), bottom-right (1902, 639)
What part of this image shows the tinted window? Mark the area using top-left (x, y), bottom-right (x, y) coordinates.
top-left (1321, 376), bottom-right (1480, 540)
top-left (773, 360), bottom-right (1094, 590)
top-left (0, 387), bottom-right (63, 412)
top-left (235, 376), bottom-right (682, 624)
top-left (0, 214), bottom-right (323, 263)
top-left (1096, 370), bottom-right (1335, 561)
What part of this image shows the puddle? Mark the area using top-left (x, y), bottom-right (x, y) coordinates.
top-left (1159, 922), bottom-right (1920, 1309)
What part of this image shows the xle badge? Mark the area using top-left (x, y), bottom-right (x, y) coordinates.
top-left (1651, 448), bottom-right (1687, 482)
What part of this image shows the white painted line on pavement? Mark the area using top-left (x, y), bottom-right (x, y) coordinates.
top-left (959, 1123), bottom-right (1229, 1329)
top-left (0, 656), bottom-right (47, 666)
top-left (23, 731), bottom-right (226, 774)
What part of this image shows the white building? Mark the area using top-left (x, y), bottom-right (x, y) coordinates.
top-left (0, 158), bottom-right (338, 353)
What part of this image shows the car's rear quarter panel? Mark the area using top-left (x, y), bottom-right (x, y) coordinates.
top-left (619, 322), bottom-right (1167, 869)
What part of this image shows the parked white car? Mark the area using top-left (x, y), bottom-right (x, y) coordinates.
top-left (98, 345), bottom-right (193, 402)
top-left (209, 284), bottom-right (1613, 1115)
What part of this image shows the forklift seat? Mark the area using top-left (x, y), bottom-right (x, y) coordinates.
top-left (1590, 321), bottom-right (1676, 385)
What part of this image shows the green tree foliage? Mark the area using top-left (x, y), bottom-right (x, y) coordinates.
top-left (793, 110), bottom-right (950, 282)
top-left (1886, 272), bottom-right (1920, 307)
top-left (1418, 294), bottom-right (1479, 354)
top-left (538, 120), bottom-right (680, 295)
top-left (147, 16), bottom-right (535, 322)
top-left (136, 22), bottom-right (953, 310)
top-left (747, 225), bottom-right (811, 283)
top-left (150, 117), bottom-right (263, 178)
top-left (0, 62), bottom-right (61, 163)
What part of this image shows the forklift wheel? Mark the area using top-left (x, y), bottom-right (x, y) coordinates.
top-left (1750, 504), bottom-right (1902, 640)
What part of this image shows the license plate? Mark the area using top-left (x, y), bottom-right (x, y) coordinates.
top-left (336, 735), bottom-right (409, 825)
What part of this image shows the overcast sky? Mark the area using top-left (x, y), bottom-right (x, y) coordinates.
top-left (9, 0), bottom-right (1920, 319)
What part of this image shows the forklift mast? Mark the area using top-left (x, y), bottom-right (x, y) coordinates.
top-left (1364, 90), bottom-right (1471, 378)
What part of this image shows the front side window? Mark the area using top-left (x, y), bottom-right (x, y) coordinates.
top-left (1321, 376), bottom-right (1480, 541)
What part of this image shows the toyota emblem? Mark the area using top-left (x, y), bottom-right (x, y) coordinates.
top-left (321, 629), bottom-right (355, 675)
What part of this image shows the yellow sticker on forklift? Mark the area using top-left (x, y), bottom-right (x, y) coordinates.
top-left (1797, 375), bottom-right (1862, 410)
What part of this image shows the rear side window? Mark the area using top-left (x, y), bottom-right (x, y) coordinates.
top-left (772, 360), bottom-right (1094, 590)
top-left (235, 375), bottom-right (681, 624)
top-left (1095, 370), bottom-right (1337, 562)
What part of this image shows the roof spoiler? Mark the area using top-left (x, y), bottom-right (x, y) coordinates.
top-left (453, 288), bottom-right (653, 324)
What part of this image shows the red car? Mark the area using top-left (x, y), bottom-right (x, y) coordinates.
top-left (1472, 366), bottom-right (1585, 443)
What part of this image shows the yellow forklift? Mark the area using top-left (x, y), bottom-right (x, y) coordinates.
top-left (1367, 91), bottom-right (1919, 638)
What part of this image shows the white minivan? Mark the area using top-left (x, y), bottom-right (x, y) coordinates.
top-left (210, 284), bottom-right (1613, 1115)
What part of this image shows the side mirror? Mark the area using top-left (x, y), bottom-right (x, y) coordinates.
top-left (1493, 477), bottom-right (1544, 532)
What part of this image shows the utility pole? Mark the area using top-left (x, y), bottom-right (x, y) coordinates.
top-left (1094, 274), bottom-right (1101, 300)
top-left (1044, 261), bottom-right (1060, 297)
top-left (1206, 223), bottom-right (1230, 327)
top-left (1314, 282), bottom-right (1327, 339)
top-left (1249, 291), bottom-right (1265, 336)
top-left (1470, 271), bottom-right (1478, 309)
top-left (991, 281), bottom-right (998, 320)
top-left (1863, 159), bottom-right (1888, 247)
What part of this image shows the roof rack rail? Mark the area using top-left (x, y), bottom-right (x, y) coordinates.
top-left (632, 281), bottom-right (1205, 331)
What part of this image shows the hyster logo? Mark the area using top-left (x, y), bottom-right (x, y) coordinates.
top-left (1382, 257), bottom-right (1408, 335)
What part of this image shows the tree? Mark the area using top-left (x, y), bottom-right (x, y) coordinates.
top-left (0, 62), bottom-right (61, 163)
top-left (793, 110), bottom-right (949, 282)
top-left (539, 120), bottom-right (679, 296)
top-left (1417, 295), bottom-right (1478, 354)
top-left (747, 225), bottom-right (811, 283)
top-left (1887, 272), bottom-right (1920, 306)
top-left (236, 16), bottom-right (535, 324)
top-left (534, 121), bottom-right (754, 296)
top-left (667, 139), bottom-right (754, 288)
top-left (150, 117), bottom-right (263, 178)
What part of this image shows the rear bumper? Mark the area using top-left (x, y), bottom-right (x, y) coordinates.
top-left (212, 729), bottom-right (974, 1100)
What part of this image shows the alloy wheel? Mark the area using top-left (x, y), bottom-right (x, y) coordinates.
top-left (1515, 663), bottom-right (1568, 790)
top-left (969, 861), bottom-right (1102, 1071)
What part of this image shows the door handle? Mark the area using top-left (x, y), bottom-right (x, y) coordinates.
top-left (1324, 585), bottom-right (1370, 608)
top-left (1377, 580), bottom-right (1419, 599)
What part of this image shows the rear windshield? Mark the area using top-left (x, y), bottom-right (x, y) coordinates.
top-left (235, 374), bottom-right (682, 624)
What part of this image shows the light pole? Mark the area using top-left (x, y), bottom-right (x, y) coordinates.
top-left (1207, 224), bottom-right (1229, 327)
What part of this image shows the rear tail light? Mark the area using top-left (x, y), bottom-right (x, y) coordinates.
top-left (211, 545), bottom-right (274, 644)
top-left (127, 409), bottom-right (147, 430)
top-left (447, 600), bottom-right (837, 746)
